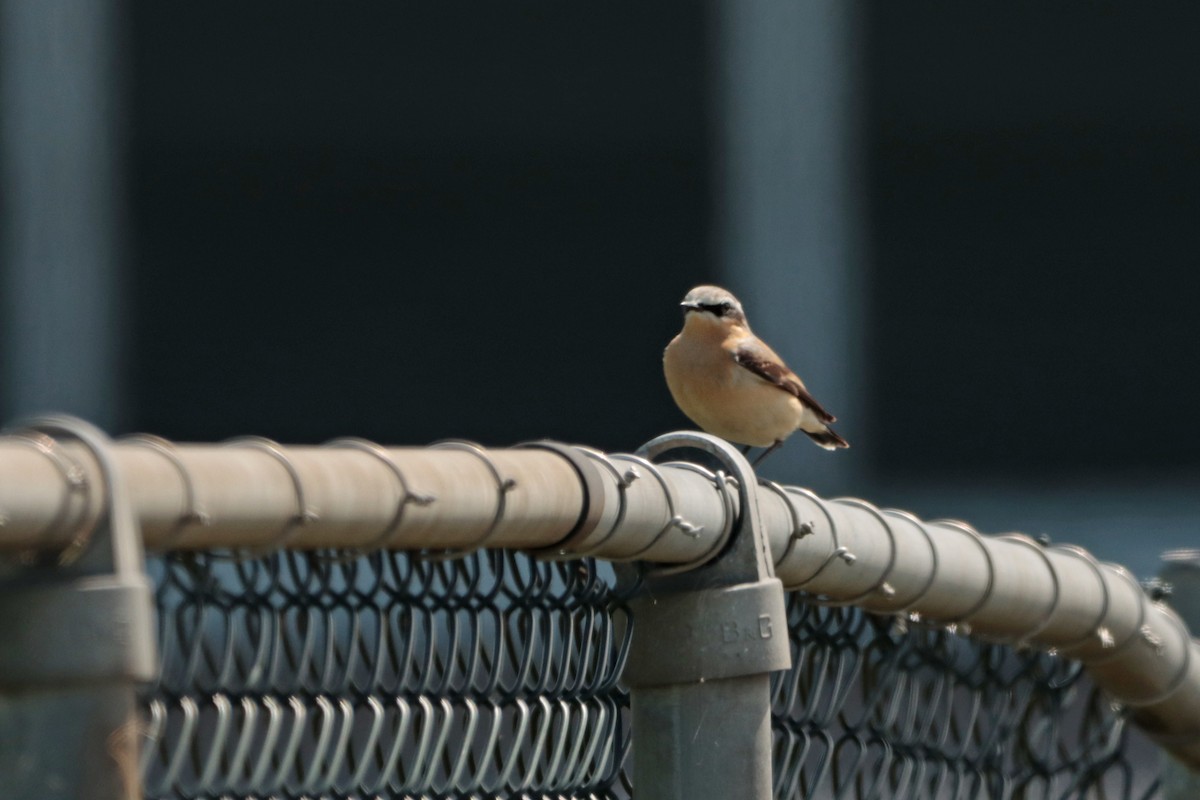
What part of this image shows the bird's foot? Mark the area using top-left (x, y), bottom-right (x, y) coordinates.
top-left (751, 440), bottom-right (783, 468)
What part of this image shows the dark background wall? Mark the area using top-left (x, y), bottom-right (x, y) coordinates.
top-left (127, 3), bottom-right (710, 451)
top-left (6, 2), bottom-right (1200, 504)
top-left (864, 5), bottom-right (1200, 479)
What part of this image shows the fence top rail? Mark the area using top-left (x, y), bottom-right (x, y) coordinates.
top-left (0, 421), bottom-right (1197, 769)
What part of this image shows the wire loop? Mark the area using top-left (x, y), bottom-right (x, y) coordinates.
top-left (1076, 564), bottom-right (1147, 665)
top-left (931, 519), bottom-right (997, 631)
top-left (1050, 544), bottom-right (1113, 653)
top-left (223, 436), bottom-right (319, 554)
top-left (640, 460), bottom-right (736, 577)
top-left (315, 437), bottom-right (435, 562)
top-left (759, 478), bottom-right (808, 570)
top-left (1125, 607), bottom-right (1193, 707)
top-left (120, 434), bottom-right (211, 551)
top-left (817, 498), bottom-right (898, 607)
top-left (881, 507), bottom-right (940, 610)
top-left (6, 430), bottom-right (92, 564)
top-left (564, 447), bottom-right (633, 558)
top-left (990, 533), bottom-right (1063, 646)
top-left (777, 486), bottom-right (842, 593)
top-left (605, 453), bottom-right (710, 565)
top-left (425, 440), bottom-right (516, 559)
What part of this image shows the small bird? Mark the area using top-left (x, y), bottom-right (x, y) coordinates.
top-left (663, 285), bottom-right (848, 463)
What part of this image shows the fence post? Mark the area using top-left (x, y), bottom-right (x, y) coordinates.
top-left (0, 417), bottom-right (157, 799)
top-left (621, 433), bottom-right (791, 799)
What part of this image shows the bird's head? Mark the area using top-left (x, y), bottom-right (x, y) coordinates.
top-left (679, 285), bottom-right (748, 327)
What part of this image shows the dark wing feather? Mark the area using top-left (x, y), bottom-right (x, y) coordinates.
top-left (733, 345), bottom-right (837, 423)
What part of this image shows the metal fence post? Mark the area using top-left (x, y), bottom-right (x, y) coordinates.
top-left (622, 433), bottom-right (791, 799)
top-left (1159, 549), bottom-right (1200, 799)
top-left (0, 416), bottom-right (157, 799)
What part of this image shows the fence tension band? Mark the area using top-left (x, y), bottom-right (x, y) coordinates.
top-left (518, 440), bottom-right (606, 560)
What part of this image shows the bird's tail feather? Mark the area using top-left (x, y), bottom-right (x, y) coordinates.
top-left (804, 426), bottom-right (849, 450)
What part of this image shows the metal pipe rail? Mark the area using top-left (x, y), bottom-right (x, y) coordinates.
top-left (0, 428), bottom-right (1197, 769)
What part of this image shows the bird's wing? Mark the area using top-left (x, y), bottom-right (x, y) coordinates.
top-left (733, 342), bottom-right (837, 423)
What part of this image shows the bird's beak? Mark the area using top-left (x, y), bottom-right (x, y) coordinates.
top-left (680, 301), bottom-right (700, 312)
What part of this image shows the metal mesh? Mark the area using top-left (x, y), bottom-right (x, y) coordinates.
top-left (140, 550), bottom-right (633, 800)
top-left (140, 549), bottom-right (1163, 799)
top-left (773, 602), bottom-right (1162, 799)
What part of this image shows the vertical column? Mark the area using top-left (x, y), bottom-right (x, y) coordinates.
top-left (0, 0), bottom-right (126, 428)
top-left (709, 0), bottom-right (866, 490)
top-left (626, 593), bottom-right (787, 799)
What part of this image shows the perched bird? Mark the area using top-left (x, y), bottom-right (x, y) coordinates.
top-left (663, 285), bottom-right (848, 463)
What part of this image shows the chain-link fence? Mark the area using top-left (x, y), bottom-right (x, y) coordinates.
top-left (141, 550), bottom-right (632, 799)
top-left (140, 548), bottom-right (1162, 799)
top-left (0, 422), bottom-right (1190, 799)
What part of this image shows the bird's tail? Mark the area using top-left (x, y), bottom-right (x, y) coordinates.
top-left (804, 426), bottom-right (849, 450)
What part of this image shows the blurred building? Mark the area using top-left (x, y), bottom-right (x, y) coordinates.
top-left (3, 2), bottom-right (1197, 575)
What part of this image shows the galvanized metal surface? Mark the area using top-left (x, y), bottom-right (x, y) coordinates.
top-left (622, 433), bottom-right (788, 800)
top-left (0, 425), bottom-right (1193, 786)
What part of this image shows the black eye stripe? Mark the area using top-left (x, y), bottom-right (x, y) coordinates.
top-left (700, 303), bottom-right (732, 316)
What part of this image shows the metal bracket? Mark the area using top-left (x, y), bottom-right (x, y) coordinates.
top-left (518, 440), bottom-right (606, 560)
top-left (618, 432), bottom-right (792, 800)
top-left (622, 431), bottom-right (791, 687)
top-left (0, 415), bottom-right (157, 687)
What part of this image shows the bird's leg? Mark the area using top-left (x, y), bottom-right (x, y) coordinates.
top-left (739, 444), bottom-right (753, 457)
top-left (751, 440), bottom-right (783, 468)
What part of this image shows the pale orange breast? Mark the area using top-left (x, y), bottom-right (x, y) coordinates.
top-left (663, 332), bottom-right (803, 447)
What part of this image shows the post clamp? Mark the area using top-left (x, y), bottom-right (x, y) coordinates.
top-left (0, 416), bottom-right (157, 688)
top-left (622, 431), bottom-right (791, 687)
